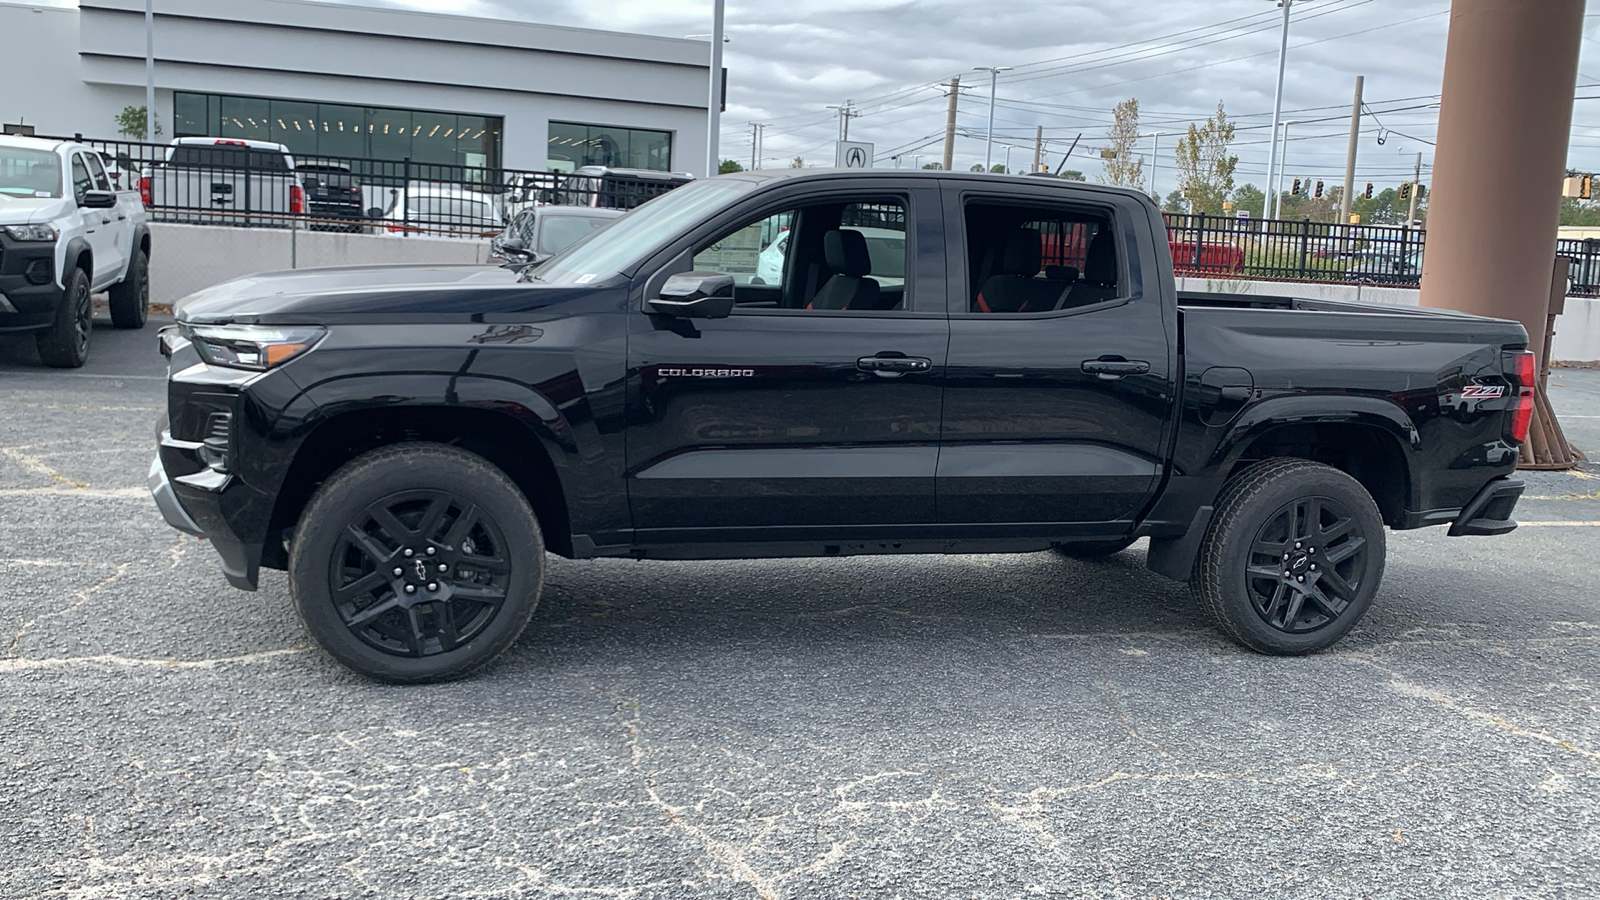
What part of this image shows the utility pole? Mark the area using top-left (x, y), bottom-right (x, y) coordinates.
top-left (1033, 125), bottom-right (1043, 173)
top-left (144, 0), bottom-right (155, 143)
top-left (941, 77), bottom-right (960, 171)
top-left (749, 122), bottom-right (759, 170)
top-left (1265, 0), bottom-right (1293, 224)
top-left (974, 66), bottom-right (1012, 172)
top-left (1339, 75), bottom-right (1364, 223)
top-left (1407, 151), bottom-right (1423, 224)
top-left (755, 123), bottom-right (764, 169)
top-left (1150, 131), bottom-right (1162, 202)
top-left (704, 0), bottom-right (725, 178)
top-left (827, 100), bottom-right (861, 142)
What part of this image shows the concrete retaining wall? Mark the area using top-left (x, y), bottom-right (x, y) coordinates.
top-left (148, 223), bottom-right (494, 305)
top-left (1175, 276), bottom-right (1600, 363)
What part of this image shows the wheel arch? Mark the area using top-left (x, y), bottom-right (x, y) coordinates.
top-left (61, 236), bottom-right (92, 287)
top-left (1216, 399), bottom-right (1416, 528)
top-left (265, 404), bottom-right (574, 567)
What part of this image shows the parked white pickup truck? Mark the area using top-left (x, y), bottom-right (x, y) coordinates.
top-left (0, 134), bottom-right (151, 367)
top-left (139, 137), bottom-right (301, 227)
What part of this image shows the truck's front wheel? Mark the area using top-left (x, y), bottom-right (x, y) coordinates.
top-left (288, 444), bottom-right (545, 683)
top-left (1193, 459), bottom-right (1385, 654)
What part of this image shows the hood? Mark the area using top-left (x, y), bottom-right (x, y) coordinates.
top-left (0, 194), bottom-right (71, 225)
top-left (173, 263), bottom-right (540, 324)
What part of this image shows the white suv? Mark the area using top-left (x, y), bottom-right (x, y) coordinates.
top-left (0, 135), bottom-right (152, 367)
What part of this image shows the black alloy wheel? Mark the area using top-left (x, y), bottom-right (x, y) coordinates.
top-left (36, 266), bottom-right (92, 368)
top-left (1244, 496), bottom-right (1367, 633)
top-left (1193, 458), bottom-right (1385, 655)
top-left (331, 489), bottom-right (513, 658)
top-left (109, 249), bottom-right (149, 329)
top-left (290, 444), bottom-right (544, 683)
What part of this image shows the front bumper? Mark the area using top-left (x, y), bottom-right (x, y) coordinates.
top-left (0, 238), bottom-right (62, 332)
top-left (151, 425), bottom-right (268, 591)
top-left (148, 452), bottom-right (204, 537)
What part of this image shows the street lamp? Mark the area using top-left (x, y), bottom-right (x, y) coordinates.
top-left (1148, 131), bottom-right (1163, 202)
top-left (1272, 120), bottom-right (1298, 218)
top-left (704, 0), bottom-right (726, 178)
top-left (1264, 0), bottom-right (1293, 222)
top-left (973, 66), bottom-right (1012, 172)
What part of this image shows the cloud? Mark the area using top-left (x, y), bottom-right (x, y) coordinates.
top-left (321, 0), bottom-right (1600, 185)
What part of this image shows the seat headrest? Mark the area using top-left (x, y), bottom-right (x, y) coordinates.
top-left (824, 229), bottom-right (873, 277)
top-left (1083, 231), bottom-right (1117, 286)
top-left (1001, 228), bottom-right (1042, 276)
top-left (1044, 265), bottom-right (1079, 283)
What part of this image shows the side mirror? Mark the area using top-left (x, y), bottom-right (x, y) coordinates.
top-left (81, 190), bottom-right (117, 209)
top-left (367, 207), bottom-right (385, 219)
top-left (647, 271), bottom-right (735, 318)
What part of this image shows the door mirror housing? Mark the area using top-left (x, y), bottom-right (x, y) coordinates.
top-left (647, 271), bottom-right (736, 319)
top-left (81, 190), bottom-right (118, 209)
top-left (366, 207), bottom-right (385, 219)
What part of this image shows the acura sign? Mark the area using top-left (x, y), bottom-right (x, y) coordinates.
top-left (835, 141), bottom-right (874, 169)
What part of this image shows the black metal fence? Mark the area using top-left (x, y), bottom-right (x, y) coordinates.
top-left (53, 134), bottom-right (685, 237)
top-left (1163, 213), bottom-right (1426, 287)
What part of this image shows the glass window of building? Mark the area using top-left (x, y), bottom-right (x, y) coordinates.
top-left (173, 92), bottom-right (503, 174)
top-left (547, 122), bottom-right (673, 173)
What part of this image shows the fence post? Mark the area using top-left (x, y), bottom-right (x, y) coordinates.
top-left (1298, 219), bottom-right (1311, 277)
top-left (1193, 214), bottom-right (1206, 273)
top-left (1399, 224), bottom-right (1411, 286)
top-left (402, 157), bottom-right (412, 237)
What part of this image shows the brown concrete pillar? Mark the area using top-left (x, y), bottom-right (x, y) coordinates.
top-left (1419, 0), bottom-right (1585, 371)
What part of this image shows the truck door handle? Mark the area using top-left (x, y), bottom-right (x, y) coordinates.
top-left (858, 354), bottom-right (932, 378)
top-left (1081, 356), bottom-right (1151, 378)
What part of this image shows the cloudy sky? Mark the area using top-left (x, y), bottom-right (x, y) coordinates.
top-left (93, 0), bottom-right (1600, 188)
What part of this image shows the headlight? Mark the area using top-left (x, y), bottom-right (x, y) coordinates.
top-left (4, 224), bottom-right (58, 242)
top-left (184, 324), bottom-right (326, 370)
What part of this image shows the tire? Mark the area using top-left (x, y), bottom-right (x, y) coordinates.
top-left (108, 249), bottom-right (149, 329)
top-left (288, 443), bottom-right (545, 683)
top-left (35, 266), bottom-right (92, 368)
top-left (1055, 537), bottom-right (1139, 559)
top-left (1192, 458), bottom-right (1385, 655)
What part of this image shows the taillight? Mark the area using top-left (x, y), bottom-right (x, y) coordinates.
top-left (138, 175), bottom-right (151, 206)
top-left (1508, 350), bottom-right (1536, 444)
top-left (289, 184), bottom-right (304, 215)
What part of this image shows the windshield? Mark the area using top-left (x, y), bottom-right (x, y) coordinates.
top-left (537, 214), bottom-right (616, 255)
top-left (535, 179), bottom-right (757, 285)
top-left (0, 147), bottom-right (62, 198)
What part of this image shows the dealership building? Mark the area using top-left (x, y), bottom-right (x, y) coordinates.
top-left (1, 0), bottom-right (713, 175)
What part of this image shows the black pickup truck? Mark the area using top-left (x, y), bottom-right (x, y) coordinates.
top-left (150, 169), bottom-right (1533, 682)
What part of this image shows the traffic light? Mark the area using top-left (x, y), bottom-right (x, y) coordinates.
top-left (1399, 182), bottom-right (1412, 200)
top-left (1314, 180), bottom-right (1325, 199)
top-left (1363, 182), bottom-right (1374, 199)
top-left (1291, 178), bottom-right (1303, 196)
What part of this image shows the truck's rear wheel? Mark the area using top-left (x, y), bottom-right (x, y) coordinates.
top-left (288, 443), bottom-right (544, 683)
top-left (108, 249), bottom-right (149, 329)
top-left (36, 266), bottom-right (92, 368)
top-left (1192, 458), bottom-right (1384, 655)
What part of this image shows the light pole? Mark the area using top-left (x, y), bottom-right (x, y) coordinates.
top-left (144, 0), bottom-right (155, 143)
top-left (1264, 0), bottom-right (1293, 223)
top-left (973, 66), bottom-right (1012, 172)
top-left (705, 0), bottom-right (726, 178)
top-left (1149, 131), bottom-right (1162, 203)
top-left (1272, 120), bottom-right (1298, 218)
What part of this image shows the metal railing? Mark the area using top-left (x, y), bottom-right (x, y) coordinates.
top-left (1163, 212), bottom-right (1426, 287)
top-left (51, 134), bottom-right (685, 237)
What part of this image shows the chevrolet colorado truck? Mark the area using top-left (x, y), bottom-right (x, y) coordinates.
top-left (1, 134), bottom-right (152, 367)
top-left (150, 169), bottom-right (1532, 683)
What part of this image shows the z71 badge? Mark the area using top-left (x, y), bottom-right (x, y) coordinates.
top-left (1460, 385), bottom-right (1505, 399)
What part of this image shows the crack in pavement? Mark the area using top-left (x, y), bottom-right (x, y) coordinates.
top-left (0, 446), bottom-right (89, 489)
top-left (0, 647), bottom-right (313, 673)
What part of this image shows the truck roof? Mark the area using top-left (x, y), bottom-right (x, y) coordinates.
top-left (0, 134), bottom-right (71, 154)
top-left (711, 167), bottom-right (1154, 202)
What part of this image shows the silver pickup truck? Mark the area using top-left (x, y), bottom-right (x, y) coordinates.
top-left (0, 134), bottom-right (151, 367)
top-left (140, 137), bottom-right (301, 227)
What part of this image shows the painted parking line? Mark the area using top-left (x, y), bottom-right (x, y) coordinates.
top-left (1517, 521), bottom-right (1600, 526)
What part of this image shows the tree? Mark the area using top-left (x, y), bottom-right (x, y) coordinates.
top-left (115, 105), bottom-right (161, 140)
top-left (717, 159), bottom-right (744, 174)
top-left (970, 164), bottom-right (986, 172)
top-left (921, 162), bottom-right (943, 170)
top-left (1172, 101), bottom-right (1238, 215)
top-left (1098, 98), bottom-right (1145, 190)
top-left (1059, 169), bottom-right (1086, 182)
top-left (1163, 189), bottom-right (1187, 213)
top-left (1232, 183), bottom-right (1266, 219)
top-left (789, 156), bottom-right (805, 169)
top-left (990, 164), bottom-right (1007, 174)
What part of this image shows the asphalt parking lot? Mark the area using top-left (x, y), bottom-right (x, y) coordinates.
top-left (2, 315), bottom-right (1598, 899)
